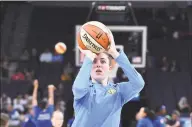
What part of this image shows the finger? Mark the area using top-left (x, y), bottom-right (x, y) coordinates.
top-left (78, 46), bottom-right (83, 52)
top-left (92, 52), bottom-right (97, 58)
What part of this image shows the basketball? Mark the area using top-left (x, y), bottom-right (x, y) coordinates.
top-left (77, 21), bottom-right (111, 54)
top-left (55, 42), bottom-right (67, 54)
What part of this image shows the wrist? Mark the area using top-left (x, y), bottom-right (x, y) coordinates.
top-left (108, 50), bottom-right (119, 59)
top-left (88, 53), bottom-right (97, 62)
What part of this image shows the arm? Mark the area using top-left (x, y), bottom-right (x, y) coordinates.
top-left (48, 85), bottom-right (56, 105)
top-left (72, 56), bottom-right (93, 100)
top-left (32, 79), bottom-right (38, 106)
top-left (106, 28), bottom-right (144, 104)
top-left (114, 50), bottom-right (145, 105)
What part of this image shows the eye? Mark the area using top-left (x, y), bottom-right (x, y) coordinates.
top-left (93, 59), bottom-right (97, 64)
top-left (101, 60), bottom-right (106, 64)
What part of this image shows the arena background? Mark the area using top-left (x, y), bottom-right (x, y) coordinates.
top-left (1, 1), bottom-right (192, 127)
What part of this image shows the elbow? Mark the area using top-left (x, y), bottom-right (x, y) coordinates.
top-left (139, 73), bottom-right (145, 86)
top-left (140, 78), bottom-right (145, 88)
top-left (135, 77), bottom-right (145, 91)
top-left (72, 86), bottom-right (86, 95)
top-left (140, 78), bottom-right (145, 89)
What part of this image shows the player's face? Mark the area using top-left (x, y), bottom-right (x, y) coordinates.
top-left (91, 53), bottom-right (111, 82)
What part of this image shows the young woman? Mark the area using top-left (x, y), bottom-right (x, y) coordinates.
top-left (72, 29), bottom-right (145, 127)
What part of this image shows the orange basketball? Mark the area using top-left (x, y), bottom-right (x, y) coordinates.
top-left (55, 42), bottom-right (67, 54)
top-left (77, 21), bottom-right (111, 54)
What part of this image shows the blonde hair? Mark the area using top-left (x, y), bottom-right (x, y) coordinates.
top-left (51, 110), bottom-right (64, 127)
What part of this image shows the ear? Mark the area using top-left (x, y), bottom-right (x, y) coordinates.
top-left (109, 65), bottom-right (113, 71)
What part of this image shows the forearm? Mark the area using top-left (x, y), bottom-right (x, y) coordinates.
top-left (48, 88), bottom-right (54, 105)
top-left (115, 50), bottom-right (144, 104)
top-left (73, 56), bottom-right (92, 90)
top-left (32, 87), bottom-right (38, 106)
top-left (115, 50), bottom-right (144, 86)
top-left (72, 56), bottom-right (93, 100)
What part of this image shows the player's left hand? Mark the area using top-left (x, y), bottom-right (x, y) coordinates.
top-left (106, 28), bottom-right (120, 59)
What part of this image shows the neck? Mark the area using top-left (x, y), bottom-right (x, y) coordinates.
top-left (92, 77), bottom-right (108, 87)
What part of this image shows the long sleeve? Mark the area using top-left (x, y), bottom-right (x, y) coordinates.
top-left (115, 50), bottom-right (145, 105)
top-left (72, 56), bottom-right (93, 100)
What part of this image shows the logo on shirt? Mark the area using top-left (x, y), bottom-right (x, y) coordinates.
top-left (37, 113), bottom-right (51, 120)
top-left (107, 88), bottom-right (116, 94)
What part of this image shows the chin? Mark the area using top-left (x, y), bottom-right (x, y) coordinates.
top-left (93, 76), bottom-right (104, 82)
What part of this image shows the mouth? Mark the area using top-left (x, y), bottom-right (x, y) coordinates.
top-left (95, 69), bottom-right (102, 74)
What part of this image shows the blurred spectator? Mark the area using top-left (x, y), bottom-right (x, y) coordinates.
top-left (24, 68), bottom-right (34, 81)
top-left (136, 107), bottom-right (154, 127)
top-left (20, 94), bottom-right (31, 108)
top-left (31, 48), bottom-right (38, 61)
top-left (155, 105), bottom-right (167, 117)
top-left (166, 110), bottom-right (181, 127)
top-left (0, 113), bottom-right (9, 127)
top-left (178, 97), bottom-right (191, 114)
top-left (52, 51), bottom-right (63, 63)
top-left (61, 62), bottom-right (74, 81)
top-left (39, 49), bottom-right (53, 63)
top-left (8, 62), bottom-right (18, 79)
top-left (161, 26), bottom-right (170, 39)
top-left (21, 107), bottom-right (35, 127)
top-left (1, 57), bottom-right (9, 78)
top-left (13, 95), bottom-right (25, 113)
top-left (55, 100), bottom-right (66, 114)
top-left (51, 110), bottom-right (64, 127)
top-left (155, 105), bottom-right (167, 127)
top-left (146, 50), bottom-right (156, 68)
top-left (32, 80), bottom-right (55, 127)
top-left (11, 69), bottom-right (25, 80)
top-left (170, 60), bottom-right (180, 72)
top-left (160, 56), bottom-right (169, 72)
top-left (0, 93), bottom-right (12, 111)
top-left (7, 104), bottom-right (20, 127)
top-left (20, 50), bottom-right (30, 61)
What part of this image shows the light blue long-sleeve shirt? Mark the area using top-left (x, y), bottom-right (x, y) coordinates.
top-left (72, 50), bottom-right (145, 127)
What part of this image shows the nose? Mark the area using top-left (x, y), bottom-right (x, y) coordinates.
top-left (95, 61), bottom-right (101, 68)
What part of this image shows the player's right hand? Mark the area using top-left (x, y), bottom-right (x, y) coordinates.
top-left (78, 46), bottom-right (97, 61)
top-left (33, 79), bottom-right (38, 88)
top-left (48, 84), bottom-right (56, 90)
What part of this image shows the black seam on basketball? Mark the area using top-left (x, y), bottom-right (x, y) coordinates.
top-left (88, 24), bottom-right (109, 45)
top-left (83, 27), bottom-right (105, 49)
top-left (89, 24), bottom-right (111, 49)
top-left (83, 24), bottom-right (108, 49)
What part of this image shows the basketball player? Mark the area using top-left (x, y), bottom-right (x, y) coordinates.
top-left (71, 29), bottom-right (145, 127)
top-left (32, 79), bottom-right (56, 127)
top-left (51, 110), bottom-right (64, 127)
